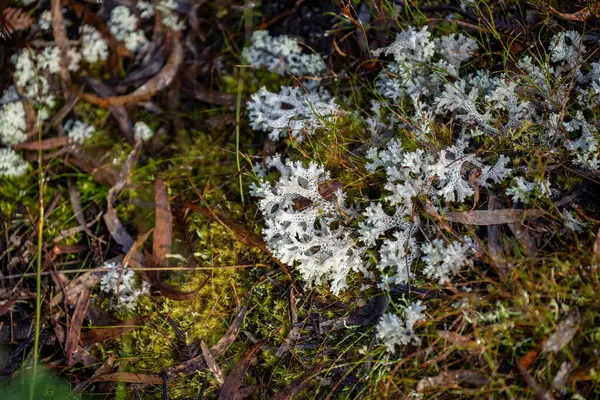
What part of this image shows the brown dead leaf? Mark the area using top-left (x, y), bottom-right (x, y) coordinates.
top-left (516, 361), bottom-right (555, 400)
top-left (318, 181), bottom-right (344, 201)
top-left (542, 309), bottom-right (580, 354)
top-left (416, 369), bottom-right (489, 392)
top-left (179, 75), bottom-right (236, 106)
top-left (80, 34), bottom-right (183, 107)
top-left (211, 305), bottom-right (248, 357)
top-left (233, 384), bottom-right (264, 400)
top-left (122, 229), bottom-right (153, 268)
top-left (153, 177), bottom-right (172, 268)
top-left (52, 244), bottom-right (88, 254)
top-left (272, 365), bottom-right (322, 400)
top-left (201, 340), bottom-right (225, 388)
top-left (103, 142), bottom-right (142, 251)
top-left (0, 288), bottom-right (36, 300)
top-left (162, 302), bottom-right (249, 380)
top-left (80, 316), bottom-right (149, 346)
top-left (83, 78), bottom-right (134, 145)
top-left (65, 288), bottom-right (91, 366)
top-left (67, 176), bottom-right (95, 239)
top-left (65, 149), bottom-right (119, 187)
top-left (518, 348), bottom-right (540, 370)
top-left (15, 136), bottom-right (69, 151)
top-left (218, 341), bottom-right (264, 400)
top-left (445, 209), bottom-right (544, 225)
top-left (51, 269), bottom-right (106, 307)
top-left (593, 227), bottom-right (600, 260)
top-left (487, 196), bottom-right (510, 279)
top-left (0, 300), bottom-right (16, 318)
top-left (73, 355), bottom-right (116, 394)
top-left (437, 330), bottom-right (486, 353)
top-left (93, 372), bottom-right (164, 385)
top-left (148, 177), bottom-right (200, 300)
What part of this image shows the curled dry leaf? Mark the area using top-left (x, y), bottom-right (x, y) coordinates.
top-left (542, 308), bottom-right (580, 354)
top-left (318, 180), bottom-right (344, 201)
top-left (80, 34), bottom-right (183, 107)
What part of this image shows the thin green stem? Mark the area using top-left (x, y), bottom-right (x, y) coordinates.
top-left (31, 103), bottom-right (43, 400)
top-left (235, 71), bottom-right (245, 205)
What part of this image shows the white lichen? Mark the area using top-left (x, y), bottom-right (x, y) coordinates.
top-left (376, 301), bottom-right (427, 353)
top-left (133, 121), bottom-right (153, 142)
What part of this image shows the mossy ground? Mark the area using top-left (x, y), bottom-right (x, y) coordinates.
top-left (2, 0), bottom-right (600, 399)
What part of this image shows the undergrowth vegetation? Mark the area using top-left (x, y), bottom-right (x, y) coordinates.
top-left (1, 0), bottom-right (600, 399)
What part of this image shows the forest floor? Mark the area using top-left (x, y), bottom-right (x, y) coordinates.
top-left (1, 0), bottom-right (600, 399)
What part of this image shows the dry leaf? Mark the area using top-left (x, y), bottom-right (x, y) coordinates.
top-left (218, 341), bottom-right (264, 400)
top-left (84, 78), bottom-right (135, 145)
top-left (153, 177), bottom-right (172, 268)
top-left (416, 369), bottom-right (489, 392)
top-left (445, 209), bottom-right (543, 225)
top-left (15, 136), bottom-right (69, 151)
top-left (103, 142), bottom-right (142, 251)
top-left (65, 149), bottom-right (119, 187)
top-left (149, 177), bottom-right (200, 300)
top-left (93, 372), bottom-right (163, 385)
top-left (201, 341), bottom-right (225, 388)
top-left (65, 289), bottom-right (91, 366)
top-left (517, 348), bottom-right (540, 370)
top-left (542, 309), bottom-right (580, 354)
top-left (516, 361), bottom-right (555, 400)
top-left (52, 244), bottom-right (89, 254)
top-left (162, 303), bottom-right (249, 380)
top-left (51, 269), bottom-right (106, 307)
top-left (272, 365), bottom-right (322, 400)
top-left (318, 180), bottom-right (344, 201)
top-left (80, 316), bottom-right (148, 346)
top-left (80, 34), bottom-right (183, 107)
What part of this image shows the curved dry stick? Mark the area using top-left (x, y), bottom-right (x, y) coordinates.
top-left (79, 35), bottom-right (183, 107)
